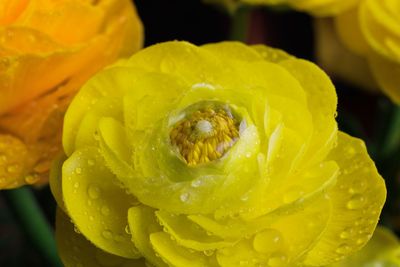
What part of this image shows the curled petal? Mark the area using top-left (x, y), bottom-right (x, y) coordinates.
top-left (56, 209), bottom-right (147, 267)
top-left (62, 147), bottom-right (140, 258)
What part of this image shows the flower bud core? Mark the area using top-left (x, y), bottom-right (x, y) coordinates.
top-left (170, 102), bottom-right (240, 166)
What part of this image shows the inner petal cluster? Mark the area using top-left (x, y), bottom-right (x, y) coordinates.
top-left (170, 103), bottom-right (240, 166)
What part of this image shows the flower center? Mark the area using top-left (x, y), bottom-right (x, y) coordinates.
top-left (170, 104), bottom-right (240, 166)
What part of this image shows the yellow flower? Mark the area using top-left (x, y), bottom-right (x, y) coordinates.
top-left (335, 0), bottom-right (400, 103)
top-left (206, 0), bottom-right (360, 16)
top-left (51, 41), bottom-right (386, 267)
top-left (0, 0), bottom-right (143, 189)
top-left (328, 226), bottom-right (400, 267)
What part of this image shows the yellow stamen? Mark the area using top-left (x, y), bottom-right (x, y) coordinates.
top-left (170, 105), bottom-right (240, 166)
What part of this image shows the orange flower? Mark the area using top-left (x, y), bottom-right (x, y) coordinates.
top-left (0, 0), bottom-right (143, 189)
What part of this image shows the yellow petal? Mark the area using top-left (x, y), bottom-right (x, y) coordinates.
top-left (155, 210), bottom-right (237, 251)
top-left (203, 41), bottom-right (262, 62)
top-left (150, 232), bottom-right (218, 267)
top-left (215, 196), bottom-right (330, 266)
top-left (303, 132), bottom-right (386, 265)
top-left (62, 146), bottom-right (140, 258)
top-left (279, 58), bottom-right (338, 169)
top-left (251, 44), bottom-right (293, 62)
top-left (128, 205), bottom-right (168, 267)
top-left (63, 66), bottom-right (145, 155)
top-left (72, 97), bottom-right (123, 151)
top-left (56, 209), bottom-right (147, 267)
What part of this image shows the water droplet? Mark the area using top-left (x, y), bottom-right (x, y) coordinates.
top-left (339, 228), bottom-right (354, 239)
top-left (114, 234), bottom-right (125, 242)
top-left (348, 180), bottom-right (367, 194)
top-left (191, 180), bottom-right (202, 187)
top-left (7, 164), bottom-right (19, 173)
top-left (253, 229), bottom-right (283, 254)
top-left (87, 185), bottom-right (101, 199)
top-left (356, 236), bottom-right (368, 245)
top-left (335, 244), bottom-right (351, 254)
top-left (24, 174), bottom-right (40, 184)
top-left (74, 226), bottom-right (81, 234)
top-left (180, 192), bottom-right (189, 202)
top-left (268, 253), bottom-right (287, 267)
top-left (240, 194), bottom-right (249, 202)
top-left (75, 167), bottom-right (82, 174)
top-left (125, 225), bottom-right (131, 234)
top-left (102, 230), bottom-right (112, 240)
top-left (203, 250), bottom-right (214, 256)
top-left (74, 182), bottom-right (80, 188)
top-left (101, 205), bottom-right (110, 216)
top-left (346, 194), bottom-right (365, 210)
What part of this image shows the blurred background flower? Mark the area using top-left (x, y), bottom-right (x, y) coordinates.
top-left (0, 0), bottom-right (143, 189)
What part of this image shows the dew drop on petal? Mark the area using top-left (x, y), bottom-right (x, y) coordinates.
top-left (348, 180), bottom-right (367, 194)
top-left (180, 192), bottom-right (190, 202)
top-left (339, 228), bottom-right (353, 239)
top-left (356, 236), bottom-right (369, 245)
top-left (114, 234), bottom-right (125, 242)
top-left (75, 167), bottom-right (82, 174)
top-left (268, 253), bottom-right (287, 267)
top-left (102, 230), bottom-right (112, 240)
top-left (203, 250), bottom-right (214, 256)
top-left (346, 194), bottom-right (365, 210)
top-left (74, 226), bottom-right (81, 234)
top-left (7, 164), bottom-right (19, 173)
top-left (24, 174), bottom-right (40, 184)
top-left (191, 179), bottom-right (202, 187)
top-left (125, 225), bottom-right (131, 234)
top-left (87, 185), bottom-right (101, 199)
top-left (335, 244), bottom-right (351, 254)
top-left (253, 229), bottom-right (283, 254)
top-left (101, 205), bottom-right (110, 216)
top-left (74, 182), bottom-right (80, 188)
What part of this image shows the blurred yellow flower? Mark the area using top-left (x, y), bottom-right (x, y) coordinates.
top-left (206, 0), bottom-right (360, 16)
top-left (51, 41), bottom-right (386, 267)
top-left (0, 0), bottom-right (143, 189)
top-left (328, 226), bottom-right (400, 267)
top-left (335, 0), bottom-right (400, 103)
